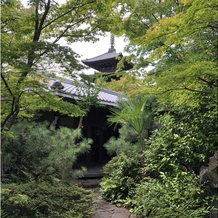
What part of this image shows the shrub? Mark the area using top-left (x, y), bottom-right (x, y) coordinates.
top-left (2, 119), bottom-right (92, 183)
top-left (100, 152), bottom-right (141, 204)
top-left (1, 181), bottom-right (96, 218)
top-left (131, 172), bottom-right (210, 218)
top-left (103, 125), bottom-right (139, 156)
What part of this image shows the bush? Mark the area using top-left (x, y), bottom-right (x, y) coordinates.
top-left (2, 119), bottom-right (92, 183)
top-left (1, 181), bottom-right (96, 218)
top-left (100, 152), bottom-right (141, 204)
top-left (131, 172), bottom-right (210, 218)
top-left (103, 125), bottom-right (139, 156)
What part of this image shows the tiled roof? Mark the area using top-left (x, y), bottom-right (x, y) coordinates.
top-left (82, 50), bottom-right (122, 63)
top-left (48, 78), bottom-right (126, 106)
top-left (82, 50), bottom-right (122, 73)
top-left (82, 49), bottom-right (133, 73)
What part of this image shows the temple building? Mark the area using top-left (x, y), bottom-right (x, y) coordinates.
top-left (41, 35), bottom-right (133, 170)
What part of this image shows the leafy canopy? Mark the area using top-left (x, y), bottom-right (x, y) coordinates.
top-left (1, 0), bottom-right (115, 136)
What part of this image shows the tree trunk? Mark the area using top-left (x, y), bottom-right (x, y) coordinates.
top-left (49, 116), bottom-right (60, 131)
top-left (77, 116), bottom-right (84, 129)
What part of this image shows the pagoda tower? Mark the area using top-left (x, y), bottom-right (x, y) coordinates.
top-left (82, 34), bottom-right (133, 76)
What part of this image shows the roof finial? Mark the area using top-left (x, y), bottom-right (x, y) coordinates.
top-left (110, 34), bottom-right (115, 48)
top-left (108, 33), bottom-right (116, 52)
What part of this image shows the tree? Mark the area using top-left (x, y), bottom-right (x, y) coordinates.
top-left (2, 119), bottom-right (92, 183)
top-left (105, 0), bottom-right (217, 103)
top-left (108, 0), bottom-right (217, 163)
top-left (101, 0), bottom-right (217, 216)
top-left (110, 0), bottom-right (217, 105)
top-left (1, 0), bottom-right (114, 138)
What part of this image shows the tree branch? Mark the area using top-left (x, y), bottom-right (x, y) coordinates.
top-left (198, 77), bottom-right (217, 87)
top-left (37, 0), bottom-right (51, 41)
top-left (152, 13), bottom-right (159, 22)
top-left (184, 86), bottom-right (203, 93)
top-left (1, 73), bottom-right (14, 98)
top-left (134, 10), bottom-right (150, 29)
top-left (160, 86), bottom-right (211, 95)
top-left (33, 2), bottom-right (39, 42)
top-left (42, 0), bottom-right (95, 30)
top-left (52, 15), bottom-right (91, 43)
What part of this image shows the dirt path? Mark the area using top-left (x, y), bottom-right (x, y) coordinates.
top-left (91, 187), bottom-right (131, 218)
top-left (77, 179), bottom-right (137, 218)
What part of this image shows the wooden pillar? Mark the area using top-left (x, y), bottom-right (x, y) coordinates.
top-left (86, 125), bottom-right (91, 165)
top-left (98, 127), bottom-right (103, 163)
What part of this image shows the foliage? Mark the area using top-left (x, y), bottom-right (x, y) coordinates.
top-left (1, 0), bottom-right (116, 136)
top-left (101, 106), bottom-right (215, 214)
top-left (100, 152), bottom-right (141, 204)
top-left (101, 0), bottom-right (218, 108)
top-left (1, 181), bottom-right (96, 218)
top-left (144, 100), bottom-right (217, 178)
top-left (114, 0), bottom-right (217, 106)
top-left (99, 0), bottom-right (218, 216)
top-left (108, 95), bottom-right (157, 150)
top-left (101, 85), bottom-right (217, 213)
top-left (104, 104), bottom-right (215, 215)
top-left (96, 74), bottom-right (147, 98)
top-left (103, 124), bottom-right (139, 156)
top-left (2, 119), bottom-right (92, 183)
top-left (101, 96), bottom-right (156, 205)
top-left (137, 95), bottom-right (216, 216)
top-left (131, 172), bottom-right (210, 218)
top-left (72, 74), bottom-right (105, 128)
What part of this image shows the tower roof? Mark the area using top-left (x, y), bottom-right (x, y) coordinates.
top-left (82, 35), bottom-right (133, 73)
top-left (82, 50), bottom-right (123, 73)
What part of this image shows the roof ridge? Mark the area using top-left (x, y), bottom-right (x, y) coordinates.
top-left (82, 51), bottom-right (122, 62)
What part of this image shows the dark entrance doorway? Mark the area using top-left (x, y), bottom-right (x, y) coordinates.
top-left (77, 123), bottom-right (116, 167)
top-left (75, 106), bottom-right (118, 167)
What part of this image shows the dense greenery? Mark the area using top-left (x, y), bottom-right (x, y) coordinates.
top-left (100, 0), bottom-right (217, 217)
top-left (2, 120), bottom-right (92, 184)
top-left (131, 173), bottom-right (210, 218)
top-left (101, 97), bottom-right (216, 217)
top-left (1, 119), bottom-right (95, 217)
top-left (100, 152), bottom-right (141, 204)
top-left (1, 181), bottom-right (96, 218)
top-left (1, 0), bottom-right (217, 217)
